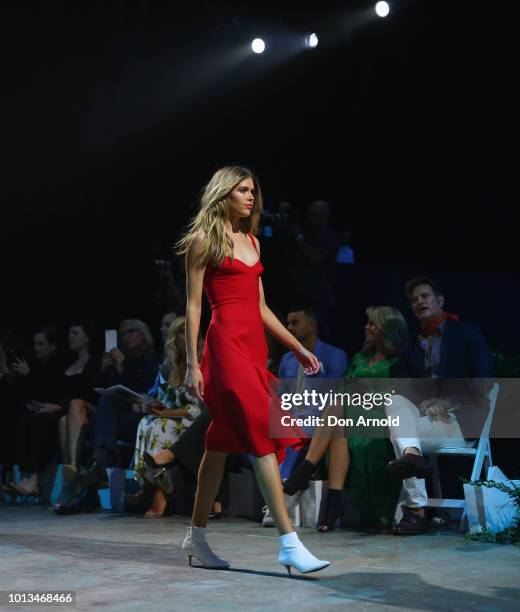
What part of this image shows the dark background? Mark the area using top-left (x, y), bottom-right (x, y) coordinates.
top-left (3, 0), bottom-right (518, 353)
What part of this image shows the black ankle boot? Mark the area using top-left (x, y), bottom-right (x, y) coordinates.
top-left (283, 459), bottom-right (317, 496)
top-left (78, 456), bottom-right (109, 489)
top-left (318, 488), bottom-right (342, 532)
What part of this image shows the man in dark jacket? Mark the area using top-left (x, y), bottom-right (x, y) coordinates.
top-left (386, 276), bottom-right (494, 534)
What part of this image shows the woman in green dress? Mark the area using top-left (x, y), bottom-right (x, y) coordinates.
top-left (283, 306), bottom-right (409, 531)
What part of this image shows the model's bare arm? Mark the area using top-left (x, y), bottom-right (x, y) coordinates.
top-left (185, 232), bottom-right (206, 399)
top-left (254, 237), bottom-right (319, 374)
top-left (258, 277), bottom-right (298, 351)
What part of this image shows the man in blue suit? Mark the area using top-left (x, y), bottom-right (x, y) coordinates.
top-left (386, 276), bottom-right (494, 534)
top-left (279, 305), bottom-right (348, 381)
top-left (277, 305), bottom-right (347, 485)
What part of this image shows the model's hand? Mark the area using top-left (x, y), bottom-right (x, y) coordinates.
top-left (294, 347), bottom-right (320, 376)
top-left (185, 365), bottom-right (204, 400)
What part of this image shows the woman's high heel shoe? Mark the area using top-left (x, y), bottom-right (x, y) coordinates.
top-left (182, 526), bottom-right (230, 569)
top-left (278, 531), bottom-right (329, 575)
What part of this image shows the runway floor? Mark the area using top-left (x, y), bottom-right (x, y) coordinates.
top-left (1, 505), bottom-right (519, 612)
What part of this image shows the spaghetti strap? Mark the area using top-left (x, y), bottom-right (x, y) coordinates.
top-left (248, 233), bottom-right (259, 255)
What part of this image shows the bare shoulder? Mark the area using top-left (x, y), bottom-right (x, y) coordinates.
top-left (187, 230), bottom-right (206, 262)
top-left (190, 230), bottom-right (206, 250)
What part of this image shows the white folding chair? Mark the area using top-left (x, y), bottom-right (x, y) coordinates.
top-left (424, 382), bottom-right (500, 530)
top-left (393, 383), bottom-right (499, 530)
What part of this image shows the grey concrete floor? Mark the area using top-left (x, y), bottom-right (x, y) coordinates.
top-left (0, 505), bottom-right (519, 612)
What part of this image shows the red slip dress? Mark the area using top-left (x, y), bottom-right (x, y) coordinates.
top-left (200, 233), bottom-right (300, 457)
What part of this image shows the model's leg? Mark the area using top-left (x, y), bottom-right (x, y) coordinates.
top-left (182, 450), bottom-right (230, 569)
top-left (192, 450), bottom-right (228, 527)
top-left (253, 453), bottom-right (293, 534)
top-left (253, 452), bottom-right (329, 574)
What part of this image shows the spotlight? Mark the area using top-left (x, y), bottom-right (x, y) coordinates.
top-left (375, 1), bottom-right (390, 17)
top-left (304, 32), bottom-right (319, 49)
top-left (251, 38), bottom-right (266, 54)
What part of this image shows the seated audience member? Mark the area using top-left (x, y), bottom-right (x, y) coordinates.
top-left (9, 325), bottom-right (63, 491)
top-left (386, 276), bottom-right (494, 535)
top-left (131, 317), bottom-right (205, 517)
top-left (274, 305), bottom-right (348, 508)
top-left (283, 306), bottom-right (409, 532)
top-left (10, 321), bottom-right (99, 498)
top-left (55, 319), bottom-right (160, 514)
top-left (11, 325), bottom-right (63, 400)
top-left (279, 305), bottom-right (348, 380)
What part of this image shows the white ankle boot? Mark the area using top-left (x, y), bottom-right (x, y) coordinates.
top-left (182, 526), bottom-right (230, 569)
top-left (278, 531), bottom-right (329, 575)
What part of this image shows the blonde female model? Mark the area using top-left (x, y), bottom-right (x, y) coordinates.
top-left (177, 166), bottom-right (329, 574)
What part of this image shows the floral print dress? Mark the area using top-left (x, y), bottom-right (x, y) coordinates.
top-left (134, 373), bottom-right (202, 481)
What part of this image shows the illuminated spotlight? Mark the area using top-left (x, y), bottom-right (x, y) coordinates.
top-left (375, 1), bottom-right (390, 17)
top-left (304, 32), bottom-right (319, 49)
top-left (251, 38), bottom-right (266, 54)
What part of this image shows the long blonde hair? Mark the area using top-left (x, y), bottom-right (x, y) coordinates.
top-left (176, 166), bottom-right (263, 267)
top-left (362, 306), bottom-right (409, 358)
